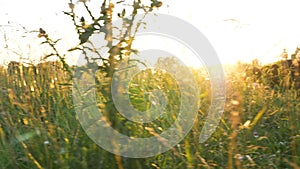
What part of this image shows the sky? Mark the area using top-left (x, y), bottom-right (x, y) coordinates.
top-left (0, 0), bottom-right (300, 66)
top-left (166, 0), bottom-right (300, 64)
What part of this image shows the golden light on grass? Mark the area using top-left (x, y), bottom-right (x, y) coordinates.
top-left (249, 106), bottom-right (267, 131)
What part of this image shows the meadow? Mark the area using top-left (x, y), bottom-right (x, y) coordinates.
top-left (0, 60), bottom-right (299, 169)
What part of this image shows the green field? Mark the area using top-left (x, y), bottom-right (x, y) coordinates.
top-left (0, 61), bottom-right (299, 169)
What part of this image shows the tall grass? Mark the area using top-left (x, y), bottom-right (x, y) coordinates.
top-left (0, 62), bottom-right (299, 168)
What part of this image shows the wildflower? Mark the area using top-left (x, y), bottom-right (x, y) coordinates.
top-left (252, 82), bottom-right (259, 89)
top-left (234, 154), bottom-right (244, 161)
top-left (253, 131), bottom-right (259, 138)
